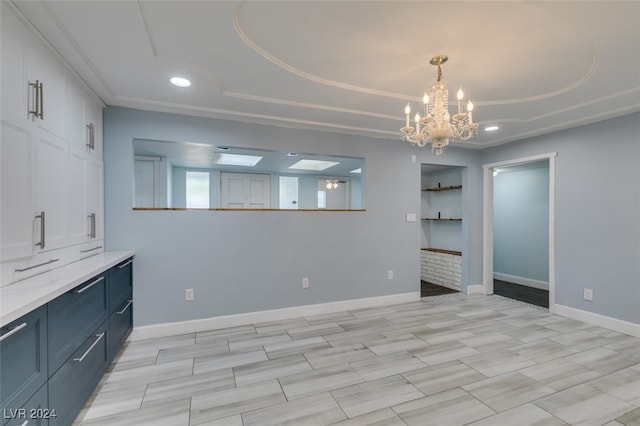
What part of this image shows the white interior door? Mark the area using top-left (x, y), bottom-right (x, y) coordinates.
top-left (134, 159), bottom-right (156, 207)
top-left (279, 176), bottom-right (298, 209)
top-left (221, 172), bottom-right (270, 208)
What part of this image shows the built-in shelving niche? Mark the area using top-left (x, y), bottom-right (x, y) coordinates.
top-left (420, 165), bottom-right (464, 292)
top-left (420, 165), bottom-right (463, 254)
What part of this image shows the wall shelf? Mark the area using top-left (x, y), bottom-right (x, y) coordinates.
top-left (422, 184), bottom-right (462, 192)
top-left (421, 248), bottom-right (462, 256)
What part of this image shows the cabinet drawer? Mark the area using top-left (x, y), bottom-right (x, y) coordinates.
top-left (48, 322), bottom-right (108, 426)
top-left (108, 296), bottom-right (132, 362)
top-left (3, 383), bottom-right (49, 426)
top-left (47, 273), bottom-right (108, 375)
top-left (108, 258), bottom-right (132, 314)
top-left (0, 306), bottom-right (47, 421)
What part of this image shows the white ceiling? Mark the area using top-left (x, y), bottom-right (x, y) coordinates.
top-left (11, 1), bottom-right (640, 149)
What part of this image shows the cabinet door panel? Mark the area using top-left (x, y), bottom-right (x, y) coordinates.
top-left (47, 273), bottom-right (108, 375)
top-left (108, 296), bottom-right (132, 362)
top-left (48, 322), bottom-right (108, 426)
top-left (3, 383), bottom-right (49, 426)
top-left (26, 35), bottom-right (67, 140)
top-left (108, 258), bottom-right (132, 313)
top-left (0, 122), bottom-right (33, 261)
top-left (85, 157), bottom-right (104, 240)
top-left (0, 4), bottom-right (29, 126)
top-left (0, 306), bottom-right (47, 418)
top-left (67, 148), bottom-right (87, 245)
top-left (33, 132), bottom-right (68, 252)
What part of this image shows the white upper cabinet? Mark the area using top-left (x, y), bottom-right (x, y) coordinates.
top-left (84, 95), bottom-right (103, 159)
top-left (0, 122), bottom-right (33, 261)
top-left (33, 131), bottom-right (69, 253)
top-left (0, 3), bottom-right (104, 283)
top-left (1, 5), bottom-right (29, 126)
top-left (25, 27), bottom-right (68, 141)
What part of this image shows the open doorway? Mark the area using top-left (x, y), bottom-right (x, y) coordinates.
top-left (493, 160), bottom-right (549, 307)
top-left (483, 153), bottom-right (557, 312)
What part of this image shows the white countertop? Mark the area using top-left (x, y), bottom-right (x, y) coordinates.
top-left (0, 251), bottom-right (135, 327)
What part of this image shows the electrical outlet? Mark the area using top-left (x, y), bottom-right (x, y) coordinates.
top-left (388, 270), bottom-right (394, 280)
top-left (185, 288), bottom-right (194, 301)
top-left (583, 288), bottom-right (593, 301)
top-left (302, 277), bottom-right (309, 289)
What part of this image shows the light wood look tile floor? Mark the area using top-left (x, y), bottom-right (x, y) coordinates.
top-left (74, 295), bottom-right (640, 426)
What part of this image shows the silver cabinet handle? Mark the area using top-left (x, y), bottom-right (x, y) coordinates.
top-left (87, 213), bottom-right (96, 238)
top-left (28, 80), bottom-right (43, 120)
top-left (38, 81), bottom-right (43, 119)
top-left (117, 259), bottom-right (133, 269)
top-left (34, 211), bottom-right (45, 248)
top-left (0, 322), bottom-right (27, 343)
top-left (73, 332), bottom-right (105, 363)
top-left (74, 276), bottom-right (104, 294)
top-left (80, 245), bottom-right (103, 254)
top-left (14, 258), bottom-right (59, 272)
top-left (116, 300), bottom-right (133, 315)
top-left (86, 123), bottom-right (95, 150)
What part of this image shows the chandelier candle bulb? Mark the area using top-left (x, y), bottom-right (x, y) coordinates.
top-left (405, 103), bottom-right (411, 127)
top-left (423, 93), bottom-right (429, 115)
top-left (415, 113), bottom-right (420, 131)
top-left (457, 88), bottom-right (464, 114)
top-left (467, 100), bottom-right (474, 123)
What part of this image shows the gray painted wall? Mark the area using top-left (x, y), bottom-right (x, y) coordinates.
top-left (104, 107), bottom-right (483, 327)
top-left (493, 162), bottom-right (549, 282)
top-left (482, 112), bottom-right (640, 324)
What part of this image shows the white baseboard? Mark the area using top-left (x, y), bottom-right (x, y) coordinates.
top-left (467, 284), bottom-right (484, 295)
top-left (554, 304), bottom-right (640, 338)
top-left (494, 272), bottom-right (549, 291)
top-left (131, 292), bottom-right (421, 341)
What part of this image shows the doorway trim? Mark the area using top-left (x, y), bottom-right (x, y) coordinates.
top-left (482, 152), bottom-right (557, 313)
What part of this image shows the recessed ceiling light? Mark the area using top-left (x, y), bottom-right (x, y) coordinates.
top-left (286, 152), bottom-right (299, 157)
top-left (170, 77), bottom-right (191, 88)
top-left (289, 159), bottom-right (340, 171)
top-left (484, 125), bottom-right (499, 132)
top-left (215, 153), bottom-right (263, 167)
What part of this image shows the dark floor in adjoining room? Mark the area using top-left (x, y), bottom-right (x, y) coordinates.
top-left (494, 279), bottom-right (549, 309)
top-left (421, 280), bottom-right (458, 297)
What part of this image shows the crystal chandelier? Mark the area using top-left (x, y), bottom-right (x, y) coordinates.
top-left (400, 55), bottom-right (478, 155)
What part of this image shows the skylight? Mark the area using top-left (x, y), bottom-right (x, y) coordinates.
top-left (288, 159), bottom-right (340, 171)
top-left (215, 153), bottom-right (263, 167)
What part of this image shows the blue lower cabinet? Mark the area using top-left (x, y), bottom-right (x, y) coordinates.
top-left (3, 384), bottom-right (50, 426)
top-left (0, 306), bottom-right (47, 426)
top-left (108, 296), bottom-right (132, 362)
top-left (48, 321), bottom-right (109, 426)
top-left (47, 273), bottom-right (108, 376)
top-left (108, 258), bottom-right (132, 314)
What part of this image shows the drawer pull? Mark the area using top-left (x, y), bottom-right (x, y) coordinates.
top-left (80, 245), bottom-right (103, 254)
top-left (116, 300), bottom-right (133, 315)
top-left (73, 332), bottom-right (105, 363)
top-left (0, 322), bottom-right (27, 343)
top-left (14, 258), bottom-right (59, 272)
top-left (74, 276), bottom-right (105, 294)
top-left (117, 259), bottom-right (133, 269)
